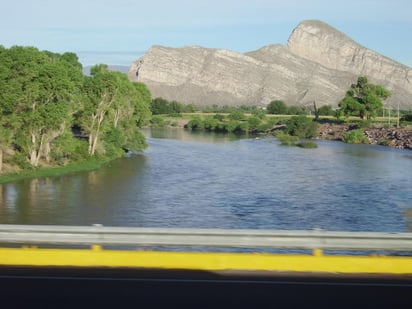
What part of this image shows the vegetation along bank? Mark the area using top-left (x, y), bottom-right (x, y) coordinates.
top-left (0, 46), bottom-right (151, 178)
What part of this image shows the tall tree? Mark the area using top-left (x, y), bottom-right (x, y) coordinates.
top-left (267, 100), bottom-right (288, 115)
top-left (338, 76), bottom-right (391, 120)
top-left (0, 46), bottom-right (83, 167)
top-left (78, 65), bottom-right (151, 156)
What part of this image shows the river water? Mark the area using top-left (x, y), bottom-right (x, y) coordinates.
top-left (0, 128), bottom-right (411, 232)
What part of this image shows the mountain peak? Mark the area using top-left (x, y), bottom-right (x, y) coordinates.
top-left (129, 20), bottom-right (412, 109)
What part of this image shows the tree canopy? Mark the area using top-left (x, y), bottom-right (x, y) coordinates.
top-left (338, 76), bottom-right (391, 119)
top-left (0, 46), bottom-right (151, 173)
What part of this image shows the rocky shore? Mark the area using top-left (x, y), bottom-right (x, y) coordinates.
top-left (317, 123), bottom-right (412, 150)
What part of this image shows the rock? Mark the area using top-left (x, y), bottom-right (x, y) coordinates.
top-left (317, 124), bottom-right (412, 149)
top-left (129, 20), bottom-right (412, 109)
top-left (364, 126), bottom-right (412, 149)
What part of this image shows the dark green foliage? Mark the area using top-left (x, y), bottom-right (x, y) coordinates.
top-left (247, 116), bottom-right (262, 130)
top-left (150, 115), bottom-right (167, 128)
top-left (51, 132), bottom-right (89, 164)
top-left (342, 129), bottom-right (369, 144)
top-left (400, 114), bottom-right (412, 122)
top-left (287, 105), bottom-right (308, 115)
top-left (338, 76), bottom-right (391, 119)
top-left (317, 105), bottom-right (334, 116)
top-left (185, 117), bottom-right (203, 130)
top-left (185, 113), bottom-right (276, 134)
top-left (267, 100), bottom-right (288, 115)
top-left (150, 97), bottom-right (197, 115)
top-left (228, 111), bottom-right (246, 121)
top-left (274, 131), bottom-right (299, 146)
top-left (213, 113), bottom-right (226, 121)
top-left (285, 116), bottom-right (318, 138)
top-left (202, 117), bottom-right (219, 131)
top-left (0, 45), bottom-right (151, 173)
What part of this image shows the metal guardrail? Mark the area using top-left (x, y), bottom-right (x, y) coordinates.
top-left (0, 224), bottom-right (412, 252)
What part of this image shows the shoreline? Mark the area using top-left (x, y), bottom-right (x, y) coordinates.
top-left (0, 159), bottom-right (111, 185)
top-left (1, 123), bottom-right (411, 184)
top-left (316, 123), bottom-right (412, 150)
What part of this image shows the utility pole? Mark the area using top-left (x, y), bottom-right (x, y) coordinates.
top-left (397, 102), bottom-right (400, 128)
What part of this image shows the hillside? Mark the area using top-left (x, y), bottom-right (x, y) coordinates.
top-left (128, 20), bottom-right (412, 109)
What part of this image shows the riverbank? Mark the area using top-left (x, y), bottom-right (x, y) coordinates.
top-left (317, 123), bottom-right (412, 149)
top-left (162, 114), bottom-right (412, 150)
top-left (0, 159), bottom-right (110, 184)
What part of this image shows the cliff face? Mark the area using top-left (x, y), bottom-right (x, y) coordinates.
top-left (129, 20), bottom-right (412, 109)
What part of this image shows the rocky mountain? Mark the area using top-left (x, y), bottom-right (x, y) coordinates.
top-left (128, 20), bottom-right (412, 109)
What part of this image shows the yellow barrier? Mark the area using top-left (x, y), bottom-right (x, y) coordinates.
top-left (1, 247), bottom-right (412, 274)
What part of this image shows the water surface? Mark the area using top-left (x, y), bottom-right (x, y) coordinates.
top-left (0, 128), bottom-right (411, 232)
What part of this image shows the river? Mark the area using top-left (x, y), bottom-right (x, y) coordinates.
top-left (0, 128), bottom-right (411, 232)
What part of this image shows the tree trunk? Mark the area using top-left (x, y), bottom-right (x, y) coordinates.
top-left (113, 109), bottom-right (120, 128)
top-left (29, 133), bottom-right (38, 166)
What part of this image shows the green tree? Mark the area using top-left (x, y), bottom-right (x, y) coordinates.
top-left (78, 65), bottom-right (150, 156)
top-left (0, 46), bottom-right (84, 167)
top-left (317, 105), bottom-right (334, 116)
top-left (285, 116), bottom-right (318, 138)
top-left (150, 97), bottom-right (170, 114)
top-left (267, 100), bottom-right (288, 115)
top-left (338, 76), bottom-right (391, 119)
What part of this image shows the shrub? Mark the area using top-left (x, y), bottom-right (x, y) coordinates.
top-left (274, 131), bottom-right (298, 146)
top-left (317, 105), bottom-right (334, 116)
top-left (342, 129), bottom-right (369, 144)
top-left (267, 100), bottom-right (288, 115)
top-left (202, 117), bottom-right (219, 131)
top-left (11, 152), bottom-right (32, 169)
top-left (228, 111), bottom-right (246, 121)
top-left (213, 114), bottom-right (226, 121)
top-left (150, 115), bottom-right (167, 128)
top-left (247, 116), bottom-right (262, 130)
top-left (285, 116), bottom-right (318, 138)
top-left (185, 117), bottom-right (203, 130)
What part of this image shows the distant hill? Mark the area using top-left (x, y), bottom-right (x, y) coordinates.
top-left (83, 65), bottom-right (129, 76)
top-left (128, 20), bottom-right (412, 109)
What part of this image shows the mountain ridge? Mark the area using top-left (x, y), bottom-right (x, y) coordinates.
top-left (129, 20), bottom-right (412, 109)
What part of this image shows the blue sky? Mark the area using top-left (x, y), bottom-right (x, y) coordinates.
top-left (1, 0), bottom-right (412, 67)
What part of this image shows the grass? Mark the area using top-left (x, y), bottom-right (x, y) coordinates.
top-left (0, 159), bottom-right (109, 184)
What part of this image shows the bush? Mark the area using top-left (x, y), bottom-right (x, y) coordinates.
top-left (400, 114), bottom-right (412, 122)
top-left (285, 116), bottom-right (318, 138)
top-left (247, 116), bottom-right (262, 130)
top-left (150, 115), bottom-right (167, 128)
top-left (202, 117), bottom-right (219, 131)
top-left (287, 106), bottom-right (308, 115)
top-left (342, 129), bottom-right (369, 144)
top-left (228, 111), bottom-right (246, 121)
top-left (213, 114), bottom-right (226, 121)
top-left (274, 131), bottom-right (298, 146)
top-left (185, 117), bottom-right (203, 130)
top-left (267, 100), bottom-right (288, 115)
top-left (11, 152), bottom-right (32, 169)
top-left (51, 132), bottom-right (89, 164)
top-left (317, 105), bottom-right (334, 116)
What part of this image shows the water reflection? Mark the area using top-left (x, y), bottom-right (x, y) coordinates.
top-left (144, 128), bottom-right (249, 143)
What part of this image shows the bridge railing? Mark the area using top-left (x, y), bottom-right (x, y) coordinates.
top-left (0, 224), bottom-right (411, 253)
